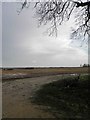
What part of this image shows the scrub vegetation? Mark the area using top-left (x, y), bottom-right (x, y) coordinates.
top-left (32, 74), bottom-right (89, 119)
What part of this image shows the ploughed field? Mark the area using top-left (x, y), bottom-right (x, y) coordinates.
top-left (2, 67), bottom-right (89, 81)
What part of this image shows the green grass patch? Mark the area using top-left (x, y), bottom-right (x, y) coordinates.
top-left (32, 74), bottom-right (89, 119)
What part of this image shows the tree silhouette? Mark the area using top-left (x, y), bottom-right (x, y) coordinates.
top-left (21, 0), bottom-right (90, 43)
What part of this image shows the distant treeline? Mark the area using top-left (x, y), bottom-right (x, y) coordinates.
top-left (2, 67), bottom-right (34, 70)
top-left (2, 67), bottom-right (63, 70)
top-left (1, 65), bottom-right (90, 70)
top-left (81, 64), bottom-right (90, 67)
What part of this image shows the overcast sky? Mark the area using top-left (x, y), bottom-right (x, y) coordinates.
top-left (2, 2), bottom-right (88, 67)
top-left (0, 2), bottom-right (2, 67)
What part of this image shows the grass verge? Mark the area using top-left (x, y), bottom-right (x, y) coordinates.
top-left (32, 74), bottom-right (89, 119)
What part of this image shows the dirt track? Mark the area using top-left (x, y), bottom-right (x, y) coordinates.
top-left (3, 75), bottom-right (65, 118)
top-left (2, 67), bottom-right (88, 118)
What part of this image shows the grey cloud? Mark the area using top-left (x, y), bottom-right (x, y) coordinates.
top-left (2, 2), bottom-right (88, 67)
top-left (0, 2), bottom-right (2, 67)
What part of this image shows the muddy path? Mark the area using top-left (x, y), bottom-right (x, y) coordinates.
top-left (2, 75), bottom-right (65, 118)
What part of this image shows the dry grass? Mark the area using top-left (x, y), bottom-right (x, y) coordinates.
top-left (2, 67), bottom-right (89, 76)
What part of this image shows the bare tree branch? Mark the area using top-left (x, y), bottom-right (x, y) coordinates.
top-left (21, 0), bottom-right (90, 44)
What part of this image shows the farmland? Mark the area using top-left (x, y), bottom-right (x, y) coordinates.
top-left (2, 67), bottom-right (89, 81)
top-left (2, 67), bottom-right (89, 118)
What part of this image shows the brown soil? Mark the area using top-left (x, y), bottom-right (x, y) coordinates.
top-left (2, 67), bottom-right (89, 118)
top-left (3, 75), bottom-right (64, 118)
